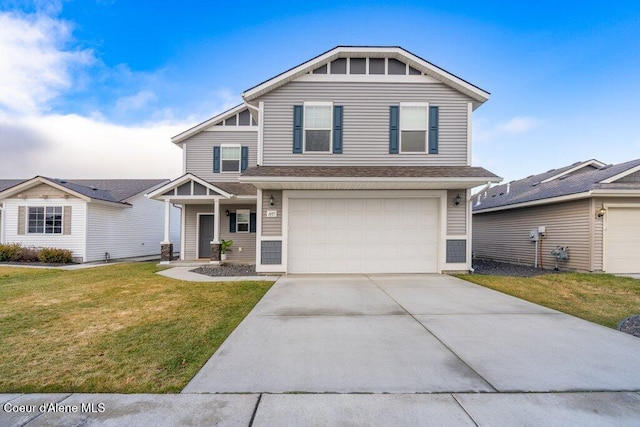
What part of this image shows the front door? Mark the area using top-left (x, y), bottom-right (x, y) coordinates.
top-left (198, 214), bottom-right (214, 259)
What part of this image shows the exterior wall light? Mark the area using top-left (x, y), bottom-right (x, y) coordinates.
top-left (270, 194), bottom-right (275, 206)
top-left (454, 193), bottom-right (461, 206)
top-left (597, 207), bottom-right (606, 218)
top-left (225, 209), bottom-right (230, 217)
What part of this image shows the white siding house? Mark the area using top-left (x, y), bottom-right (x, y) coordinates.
top-left (0, 177), bottom-right (180, 263)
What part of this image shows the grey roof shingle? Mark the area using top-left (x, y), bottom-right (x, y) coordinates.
top-left (0, 178), bottom-right (169, 204)
top-left (241, 166), bottom-right (499, 179)
top-left (473, 159), bottom-right (640, 211)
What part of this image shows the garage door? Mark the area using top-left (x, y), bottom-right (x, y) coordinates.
top-left (605, 207), bottom-right (640, 273)
top-left (287, 197), bottom-right (439, 273)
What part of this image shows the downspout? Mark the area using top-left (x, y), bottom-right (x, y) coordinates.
top-left (468, 181), bottom-right (493, 273)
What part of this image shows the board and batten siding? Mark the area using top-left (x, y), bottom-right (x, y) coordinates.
top-left (473, 199), bottom-right (591, 271)
top-left (184, 131), bottom-right (257, 181)
top-left (184, 204), bottom-right (257, 262)
top-left (85, 193), bottom-right (180, 262)
top-left (258, 81), bottom-right (472, 166)
top-left (2, 197), bottom-right (87, 261)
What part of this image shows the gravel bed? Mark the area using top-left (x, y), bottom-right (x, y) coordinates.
top-left (618, 316), bottom-right (640, 338)
top-left (191, 264), bottom-right (256, 277)
top-left (471, 259), bottom-right (558, 277)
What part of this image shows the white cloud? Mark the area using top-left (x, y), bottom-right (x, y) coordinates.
top-left (0, 113), bottom-right (186, 179)
top-left (0, 10), bottom-right (94, 114)
top-left (114, 90), bottom-right (158, 114)
top-left (474, 115), bottom-right (541, 143)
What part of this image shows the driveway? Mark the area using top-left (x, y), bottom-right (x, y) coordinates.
top-left (183, 274), bottom-right (640, 394)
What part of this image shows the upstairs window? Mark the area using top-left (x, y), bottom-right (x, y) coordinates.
top-left (304, 103), bottom-right (332, 152)
top-left (28, 207), bottom-right (62, 234)
top-left (220, 145), bottom-right (241, 172)
top-left (400, 104), bottom-right (428, 153)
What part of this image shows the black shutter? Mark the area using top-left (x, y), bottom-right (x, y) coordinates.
top-left (241, 146), bottom-right (249, 171)
top-left (429, 106), bottom-right (439, 154)
top-left (333, 105), bottom-right (343, 154)
top-left (229, 212), bottom-right (236, 233)
top-left (250, 213), bottom-right (256, 233)
top-left (293, 105), bottom-right (303, 153)
top-left (389, 106), bottom-right (399, 154)
top-left (213, 146), bottom-right (220, 173)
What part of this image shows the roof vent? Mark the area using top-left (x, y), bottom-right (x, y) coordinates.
top-left (60, 180), bottom-right (67, 184)
top-left (559, 175), bottom-right (570, 180)
top-left (506, 183), bottom-right (510, 194)
top-left (598, 164), bottom-right (613, 170)
top-left (532, 182), bottom-right (540, 186)
top-left (546, 169), bottom-right (555, 173)
top-left (526, 175), bottom-right (534, 178)
top-left (91, 187), bottom-right (98, 190)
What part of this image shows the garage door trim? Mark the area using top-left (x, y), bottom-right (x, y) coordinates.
top-left (603, 203), bottom-right (640, 274)
top-left (282, 190), bottom-right (447, 273)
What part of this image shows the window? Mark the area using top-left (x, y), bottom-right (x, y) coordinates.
top-left (400, 104), bottom-right (428, 152)
top-left (28, 207), bottom-right (62, 234)
top-left (304, 103), bottom-right (332, 152)
top-left (220, 145), bottom-right (241, 172)
top-left (236, 209), bottom-right (250, 233)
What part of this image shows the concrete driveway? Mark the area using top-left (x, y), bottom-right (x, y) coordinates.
top-left (183, 274), bottom-right (640, 394)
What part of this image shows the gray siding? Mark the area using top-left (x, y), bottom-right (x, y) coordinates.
top-left (184, 203), bottom-right (256, 262)
top-left (258, 81), bottom-right (472, 166)
top-left (262, 190), bottom-right (282, 236)
top-left (184, 131), bottom-right (257, 181)
top-left (473, 200), bottom-right (591, 271)
top-left (618, 171), bottom-right (640, 182)
top-left (447, 189), bottom-right (466, 235)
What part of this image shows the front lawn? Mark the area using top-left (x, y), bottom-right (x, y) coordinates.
top-left (0, 263), bottom-right (273, 393)
top-left (456, 272), bottom-right (640, 329)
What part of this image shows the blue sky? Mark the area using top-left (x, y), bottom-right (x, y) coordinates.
top-left (1, 0), bottom-right (639, 181)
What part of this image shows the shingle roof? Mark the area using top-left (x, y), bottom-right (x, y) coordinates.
top-left (213, 182), bottom-right (258, 196)
top-left (0, 180), bottom-right (24, 192)
top-left (0, 178), bottom-right (169, 204)
top-left (473, 159), bottom-right (640, 211)
top-left (241, 166), bottom-right (499, 179)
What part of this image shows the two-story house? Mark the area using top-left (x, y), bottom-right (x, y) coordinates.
top-left (148, 46), bottom-right (501, 273)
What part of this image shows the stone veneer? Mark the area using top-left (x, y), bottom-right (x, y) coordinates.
top-left (160, 243), bottom-right (173, 262)
top-left (210, 243), bottom-right (221, 262)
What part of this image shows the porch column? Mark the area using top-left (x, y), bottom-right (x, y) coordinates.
top-left (160, 199), bottom-right (173, 264)
top-left (210, 198), bottom-right (221, 264)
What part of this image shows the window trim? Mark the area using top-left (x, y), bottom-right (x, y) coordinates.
top-left (27, 206), bottom-right (63, 234)
top-left (399, 102), bottom-right (429, 154)
top-left (236, 209), bottom-right (250, 233)
top-left (303, 101), bottom-right (333, 153)
top-left (220, 144), bottom-right (242, 173)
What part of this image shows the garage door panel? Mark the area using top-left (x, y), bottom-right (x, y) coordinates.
top-left (288, 197), bottom-right (439, 273)
top-left (605, 208), bottom-right (640, 274)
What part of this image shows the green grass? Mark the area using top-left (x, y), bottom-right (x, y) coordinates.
top-left (0, 263), bottom-right (273, 393)
top-left (456, 272), bottom-right (640, 328)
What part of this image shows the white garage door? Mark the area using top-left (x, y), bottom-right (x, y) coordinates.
top-left (605, 207), bottom-right (640, 273)
top-left (287, 197), bottom-right (439, 273)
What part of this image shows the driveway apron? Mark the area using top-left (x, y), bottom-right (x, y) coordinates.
top-left (182, 274), bottom-right (640, 394)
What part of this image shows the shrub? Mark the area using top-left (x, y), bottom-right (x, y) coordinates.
top-left (0, 243), bottom-right (22, 261)
top-left (37, 247), bottom-right (73, 264)
top-left (16, 246), bottom-right (40, 262)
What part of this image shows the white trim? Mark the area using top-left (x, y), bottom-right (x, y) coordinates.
top-left (25, 206), bottom-right (64, 235)
top-left (466, 188), bottom-right (472, 270)
top-left (235, 208), bottom-right (250, 233)
top-left (147, 173), bottom-right (233, 199)
top-left (196, 212), bottom-right (214, 259)
top-left (83, 203), bottom-right (88, 262)
top-left (0, 205), bottom-right (3, 244)
top-left (204, 126), bottom-right (258, 132)
top-left (220, 144), bottom-right (242, 173)
top-left (256, 264), bottom-right (286, 273)
top-left (303, 101), bottom-right (333, 154)
top-left (240, 176), bottom-right (501, 184)
top-left (600, 164), bottom-right (640, 184)
top-left (171, 104), bottom-right (248, 144)
top-left (260, 235), bottom-right (283, 241)
top-left (242, 46), bottom-right (490, 105)
top-left (256, 189), bottom-right (262, 265)
top-left (282, 190), bottom-right (447, 273)
top-left (541, 160), bottom-right (606, 183)
top-left (294, 74), bottom-right (439, 84)
top-left (399, 102), bottom-right (429, 154)
top-left (180, 204), bottom-right (186, 261)
top-left (182, 143), bottom-right (187, 175)
top-left (466, 102), bottom-right (472, 166)
top-left (258, 101), bottom-right (264, 165)
top-left (0, 177), bottom-right (91, 203)
top-left (162, 199), bottom-right (171, 244)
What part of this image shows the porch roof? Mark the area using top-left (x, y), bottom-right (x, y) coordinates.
top-left (147, 173), bottom-right (257, 203)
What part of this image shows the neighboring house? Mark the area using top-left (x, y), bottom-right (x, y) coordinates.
top-left (149, 46), bottom-right (501, 273)
top-left (472, 159), bottom-right (640, 274)
top-left (0, 177), bottom-right (180, 263)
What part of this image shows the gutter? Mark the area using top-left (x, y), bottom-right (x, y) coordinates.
top-left (468, 181), bottom-right (492, 273)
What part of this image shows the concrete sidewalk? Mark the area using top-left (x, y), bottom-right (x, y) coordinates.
top-left (3, 392), bottom-right (640, 426)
